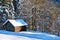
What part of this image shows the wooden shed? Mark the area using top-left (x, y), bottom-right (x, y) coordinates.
top-left (3, 19), bottom-right (28, 32)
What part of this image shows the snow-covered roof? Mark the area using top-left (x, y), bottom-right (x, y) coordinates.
top-left (3, 19), bottom-right (28, 27)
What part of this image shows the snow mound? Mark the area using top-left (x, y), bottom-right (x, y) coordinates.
top-left (0, 30), bottom-right (60, 40)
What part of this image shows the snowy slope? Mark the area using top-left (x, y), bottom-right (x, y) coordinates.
top-left (0, 30), bottom-right (60, 40)
top-left (0, 34), bottom-right (40, 40)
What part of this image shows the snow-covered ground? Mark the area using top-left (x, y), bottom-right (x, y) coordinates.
top-left (0, 30), bottom-right (60, 40)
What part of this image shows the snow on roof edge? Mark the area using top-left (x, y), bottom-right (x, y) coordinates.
top-left (3, 19), bottom-right (9, 25)
top-left (3, 19), bottom-right (28, 27)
